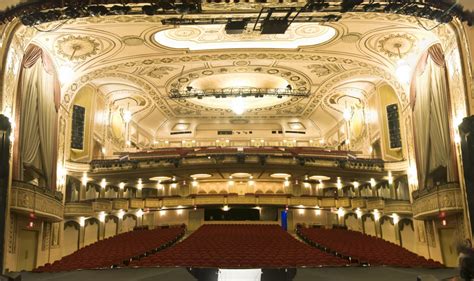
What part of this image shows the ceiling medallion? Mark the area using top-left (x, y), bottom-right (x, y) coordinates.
top-left (377, 33), bottom-right (416, 59)
top-left (122, 35), bottom-right (144, 46)
top-left (55, 35), bottom-right (101, 61)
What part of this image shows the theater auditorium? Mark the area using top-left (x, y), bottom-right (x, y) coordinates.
top-left (0, 0), bottom-right (474, 280)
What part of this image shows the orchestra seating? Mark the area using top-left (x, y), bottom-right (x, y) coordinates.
top-left (129, 224), bottom-right (348, 268)
top-left (297, 226), bottom-right (443, 268)
top-left (34, 225), bottom-right (185, 272)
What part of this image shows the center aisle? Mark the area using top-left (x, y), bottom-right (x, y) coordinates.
top-left (129, 224), bottom-right (348, 268)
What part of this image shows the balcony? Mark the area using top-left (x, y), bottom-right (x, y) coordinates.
top-left (63, 194), bottom-right (411, 217)
top-left (412, 183), bottom-right (463, 219)
top-left (10, 181), bottom-right (64, 221)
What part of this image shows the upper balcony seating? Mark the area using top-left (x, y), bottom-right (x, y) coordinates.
top-left (129, 224), bottom-right (348, 268)
top-left (297, 226), bottom-right (443, 268)
top-left (34, 225), bottom-right (185, 272)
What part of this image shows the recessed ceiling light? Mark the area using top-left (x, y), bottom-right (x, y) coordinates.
top-left (190, 173), bottom-right (212, 179)
top-left (270, 173), bottom-right (291, 179)
top-left (231, 172), bottom-right (252, 178)
top-left (149, 176), bottom-right (172, 182)
top-left (309, 175), bottom-right (331, 181)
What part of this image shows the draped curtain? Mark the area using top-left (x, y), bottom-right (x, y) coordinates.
top-left (410, 44), bottom-right (455, 189)
top-left (18, 45), bottom-right (60, 190)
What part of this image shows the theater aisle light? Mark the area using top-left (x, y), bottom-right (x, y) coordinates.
top-left (231, 96), bottom-right (246, 115)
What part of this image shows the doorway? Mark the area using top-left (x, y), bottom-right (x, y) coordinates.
top-left (17, 230), bottom-right (38, 271)
top-left (439, 228), bottom-right (459, 267)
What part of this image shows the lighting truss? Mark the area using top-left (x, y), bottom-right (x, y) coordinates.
top-left (169, 87), bottom-right (310, 99)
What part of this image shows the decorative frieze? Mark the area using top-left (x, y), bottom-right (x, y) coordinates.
top-left (366, 198), bottom-right (385, 210)
top-left (64, 202), bottom-right (93, 217)
top-left (92, 201), bottom-right (112, 212)
top-left (336, 198), bottom-right (351, 208)
top-left (112, 199), bottom-right (128, 210)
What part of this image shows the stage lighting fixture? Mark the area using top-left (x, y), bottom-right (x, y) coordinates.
top-left (383, 1), bottom-right (405, 14)
top-left (225, 20), bottom-right (248, 34)
top-left (307, 0), bottom-right (329, 12)
top-left (341, 0), bottom-right (363, 13)
top-left (322, 14), bottom-right (341, 22)
top-left (64, 6), bottom-right (83, 19)
top-left (110, 5), bottom-right (131, 15)
top-left (142, 5), bottom-right (158, 16)
top-left (363, 2), bottom-right (381, 12)
top-left (157, 1), bottom-right (175, 10)
top-left (20, 14), bottom-right (36, 26)
top-left (175, 3), bottom-right (199, 14)
top-left (87, 5), bottom-right (109, 16)
top-left (45, 10), bottom-right (62, 21)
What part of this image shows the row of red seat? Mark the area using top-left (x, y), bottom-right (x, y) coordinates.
top-left (34, 225), bottom-right (185, 272)
top-left (129, 224), bottom-right (348, 268)
top-left (297, 226), bottom-right (443, 268)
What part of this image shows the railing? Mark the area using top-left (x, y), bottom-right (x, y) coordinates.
top-left (87, 146), bottom-right (386, 172)
top-left (412, 183), bottom-right (463, 219)
top-left (64, 195), bottom-right (411, 217)
top-left (10, 181), bottom-right (64, 221)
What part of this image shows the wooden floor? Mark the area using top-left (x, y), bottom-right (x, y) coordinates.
top-left (16, 267), bottom-right (459, 281)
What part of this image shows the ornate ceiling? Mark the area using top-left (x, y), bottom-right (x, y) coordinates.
top-left (27, 10), bottom-right (446, 137)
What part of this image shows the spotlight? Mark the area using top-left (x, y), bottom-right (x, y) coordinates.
top-left (110, 5), bottom-right (131, 15)
top-left (363, 3), bottom-right (381, 12)
top-left (64, 6), bottom-right (83, 19)
top-left (45, 10), bottom-right (62, 21)
top-left (286, 84), bottom-right (292, 90)
top-left (307, 0), bottom-right (329, 12)
top-left (187, 86), bottom-right (193, 92)
top-left (384, 1), bottom-right (405, 14)
top-left (277, 95), bottom-right (283, 99)
top-left (322, 14), bottom-right (341, 22)
top-left (341, 0), bottom-right (363, 13)
top-left (142, 5), bottom-right (158, 16)
top-left (175, 3), bottom-right (199, 14)
top-left (157, 1), bottom-right (176, 10)
top-left (87, 5), bottom-right (109, 16)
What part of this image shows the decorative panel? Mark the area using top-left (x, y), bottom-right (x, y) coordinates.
top-left (129, 199), bottom-right (144, 209)
top-left (320, 198), bottom-right (335, 208)
top-left (92, 201), bottom-right (112, 212)
top-left (351, 198), bottom-right (366, 209)
top-left (144, 198), bottom-right (160, 208)
top-left (258, 196), bottom-right (287, 205)
top-left (112, 199), bottom-right (129, 210)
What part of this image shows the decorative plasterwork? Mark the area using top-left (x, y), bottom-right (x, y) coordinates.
top-left (55, 35), bottom-right (101, 61)
top-left (10, 183), bottom-right (64, 222)
top-left (377, 33), bottom-right (416, 59)
top-left (153, 23), bottom-right (337, 50)
top-left (412, 186), bottom-right (463, 219)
